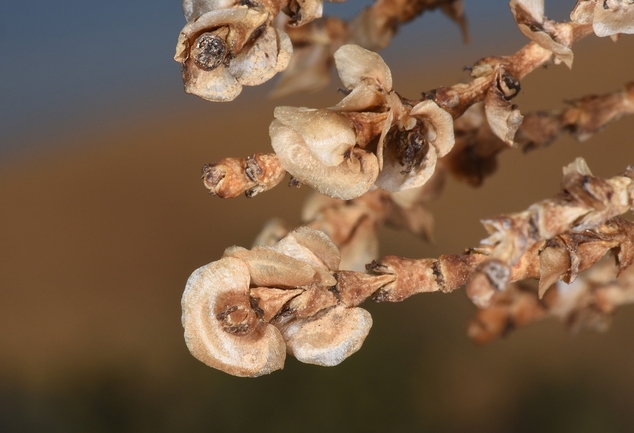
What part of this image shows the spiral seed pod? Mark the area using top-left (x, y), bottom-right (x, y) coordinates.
top-left (182, 257), bottom-right (286, 377)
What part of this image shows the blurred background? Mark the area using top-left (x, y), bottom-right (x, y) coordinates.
top-left (1, 1), bottom-right (634, 431)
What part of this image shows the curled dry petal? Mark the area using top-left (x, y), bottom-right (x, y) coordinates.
top-left (223, 245), bottom-right (318, 288)
top-left (270, 119), bottom-right (380, 200)
top-left (274, 107), bottom-right (357, 167)
top-left (286, 0), bottom-right (324, 26)
top-left (334, 44), bottom-right (393, 92)
top-left (182, 0), bottom-right (239, 21)
top-left (229, 27), bottom-right (292, 86)
top-left (409, 100), bottom-right (455, 158)
top-left (571, 0), bottom-right (634, 37)
top-left (278, 306), bottom-right (372, 366)
top-left (484, 70), bottom-right (523, 145)
top-left (274, 226), bottom-right (341, 271)
top-left (510, 0), bottom-right (575, 68)
top-left (182, 257), bottom-right (286, 377)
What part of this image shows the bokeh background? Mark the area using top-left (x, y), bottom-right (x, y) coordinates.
top-left (2, 1), bottom-right (634, 431)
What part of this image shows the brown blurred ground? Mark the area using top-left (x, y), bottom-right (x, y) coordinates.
top-left (1, 35), bottom-right (634, 432)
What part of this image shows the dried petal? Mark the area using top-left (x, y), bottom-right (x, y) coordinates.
top-left (182, 257), bottom-right (286, 377)
top-left (182, 0), bottom-right (238, 21)
top-left (484, 71), bottom-right (523, 145)
top-left (229, 27), bottom-right (292, 86)
top-left (510, 0), bottom-right (574, 68)
top-left (571, 0), bottom-right (634, 37)
top-left (279, 306), bottom-right (372, 366)
top-left (334, 44), bottom-right (393, 92)
top-left (224, 246), bottom-right (318, 288)
top-left (270, 119), bottom-right (379, 200)
top-left (274, 107), bottom-right (357, 167)
top-left (409, 100), bottom-right (456, 157)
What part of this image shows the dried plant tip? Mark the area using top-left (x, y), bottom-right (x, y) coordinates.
top-left (202, 158), bottom-right (248, 198)
top-left (202, 154), bottom-right (286, 198)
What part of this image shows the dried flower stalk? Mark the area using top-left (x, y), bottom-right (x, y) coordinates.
top-left (178, 0), bottom-right (634, 377)
top-left (272, 0), bottom-right (467, 96)
top-left (468, 254), bottom-right (634, 345)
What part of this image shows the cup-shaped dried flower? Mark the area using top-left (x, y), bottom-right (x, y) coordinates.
top-left (184, 227), bottom-right (379, 375)
top-left (270, 108), bottom-right (380, 200)
top-left (374, 99), bottom-right (455, 192)
top-left (571, 0), bottom-right (634, 37)
top-left (182, 257), bottom-right (286, 377)
top-left (270, 44), bottom-right (456, 199)
top-left (175, 6), bottom-right (292, 101)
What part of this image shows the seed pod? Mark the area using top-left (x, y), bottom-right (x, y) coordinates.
top-left (270, 119), bottom-right (379, 200)
top-left (182, 257), bottom-right (286, 377)
top-left (278, 305), bottom-right (373, 366)
top-left (175, 7), bottom-right (292, 102)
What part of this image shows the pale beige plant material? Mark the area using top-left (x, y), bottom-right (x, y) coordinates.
top-left (466, 158), bottom-right (634, 307)
top-left (254, 169), bottom-right (443, 271)
top-left (179, 0), bottom-right (634, 377)
top-left (571, 0), bottom-right (634, 37)
top-left (271, 44), bottom-right (454, 199)
top-left (175, 0), bottom-right (293, 101)
top-left (182, 226), bottom-right (394, 376)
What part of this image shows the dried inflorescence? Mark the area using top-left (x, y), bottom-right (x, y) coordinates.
top-left (175, 0), bottom-right (293, 101)
top-left (271, 44), bottom-right (454, 199)
top-left (182, 227), bottom-right (394, 376)
top-left (468, 254), bottom-right (634, 345)
top-left (179, 0), bottom-right (634, 377)
top-left (443, 82), bottom-right (634, 185)
top-left (466, 158), bottom-right (634, 307)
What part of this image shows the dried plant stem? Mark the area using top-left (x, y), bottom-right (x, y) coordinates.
top-left (429, 25), bottom-right (594, 120)
top-left (367, 216), bottom-right (634, 303)
top-left (468, 255), bottom-right (634, 345)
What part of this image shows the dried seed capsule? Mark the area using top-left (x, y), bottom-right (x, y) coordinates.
top-left (182, 257), bottom-right (286, 377)
top-left (192, 32), bottom-right (228, 71)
